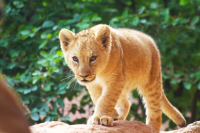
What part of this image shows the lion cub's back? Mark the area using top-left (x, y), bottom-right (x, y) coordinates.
top-left (114, 28), bottom-right (155, 46)
top-left (113, 28), bottom-right (160, 87)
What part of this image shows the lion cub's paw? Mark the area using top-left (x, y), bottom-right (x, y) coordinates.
top-left (100, 116), bottom-right (113, 126)
top-left (112, 109), bottom-right (119, 121)
top-left (87, 115), bottom-right (113, 126)
top-left (87, 115), bottom-right (100, 125)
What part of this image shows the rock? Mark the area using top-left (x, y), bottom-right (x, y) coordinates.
top-left (30, 120), bottom-right (159, 133)
top-left (160, 121), bottom-right (200, 133)
top-left (30, 120), bottom-right (200, 133)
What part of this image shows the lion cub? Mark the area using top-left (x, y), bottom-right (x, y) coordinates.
top-left (59, 24), bottom-right (186, 131)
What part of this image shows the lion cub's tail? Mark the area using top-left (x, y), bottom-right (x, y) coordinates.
top-left (161, 91), bottom-right (186, 127)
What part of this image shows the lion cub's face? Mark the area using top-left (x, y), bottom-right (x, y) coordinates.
top-left (59, 25), bottom-right (111, 85)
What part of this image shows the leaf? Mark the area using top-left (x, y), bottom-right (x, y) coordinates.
top-left (76, 23), bottom-right (90, 30)
top-left (31, 113), bottom-right (39, 121)
top-left (40, 51), bottom-right (48, 58)
top-left (57, 89), bottom-right (66, 94)
top-left (31, 86), bottom-right (38, 91)
top-left (140, 19), bottom-right (147, 24)
top-left (196, 82), bottom-right (200, 90)
top-left (24, 89), bottom-right (32, 94)
top-left (131, 17), bottom-right (139, 26)
top-left (172, 18), bottom-right (179, 26)
top-left (73, 13), bottom-right (81, 22)
top-left (44, 81), bottom-right (54, 92)
top-left (20, 30), bottom-right (30, 36)
top-left (191, 16), bottom-right (199, 25)
top-left (0, 39), bottom-right (8, 47)
top-left (61, 116), bottom-right (70, 121)
top-left (22, 98), bottom-right (29, 104)
top-left (57, 98), bottom-right (64, 108)
top-left (17, 88), bottom-right (24, 93)
top-left (193, 71), bottom-right (200, 79)
top-left (171, 48), bottom-right (178, 55)
top-left (7, 62), bottom-right (17, 69)
top-left (31, 108), bottom-right (38, 113)
top-left (183, 82), bottom-right (192, 90)
top-left (39, 40), bottom-right (48, 49)
top-left (32, 76), bottom-right (40, 84)
top-left (37, 59), bottom-right (48, 65)
top-left (91, 16), bottom-right (102, 22)
top-left (78, 108), bottom-right (85, 113)
top-left (9, 49), bottom-right (19, 58)
top-left (46, 97), bottom-right (53, 103)
top-left (6, 76), bottom-right (15, 87)
top-left (122, 8), bottom-right (128, 17)
top-left (50, 111), bottom-right (58, 115)
top-left (110, 17), bottom-right (119, 24)
top-left (56, 51), bottom-right (63, 57)
top-left (42, 20), bottom-right (54, 28)
top-left (13, 1), bottom-right (24, 8)
top-left (39, 111), bottom-right (46, 116)
top-left (70, 104), bottom-right (77, 114)
top-left (5, 5), bottom-right (11, 14)
top-left (32, 70), bottom-right (41, 76)
top-left (138, 6), bottom-right (145, 15)
top-left (150, 2), bottom-right (158, 9)
top-left (41, 33), bottom-right (47, 39)
top-left (179, 0), bottom-right (189, 6)
top-left (44, 116), bottom-right (51, 122)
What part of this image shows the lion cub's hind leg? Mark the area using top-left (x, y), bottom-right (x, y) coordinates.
top-left (139, 79), bottom-right (162, 131)
top-left (115, 95), bottom-right (131, 120)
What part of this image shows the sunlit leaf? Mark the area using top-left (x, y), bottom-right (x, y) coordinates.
top-left (191, 16), bottom-right (199, 25)
top-left (0, 39), bottom-right (8, 47)
top-left (39, 111), bottom-right (46, 116)
top-left (91, 16), bottom-right (102, 22)
top-left (24, 89), bottom-right (32, 94)
top-left (31, 113), bottom-right (39, 121)
top-left (57, 98), bottom-right (64, 108)
top-left (42, 20), bottom-right (54, 28)
top-left (150, 2), bottom-right (158, 9)
top-left (39, 40), bottom-right (48, 49)
top-left (61, 116), bottom-right (70, 121)
top-left (131, 17), bottom-right (139, 26)
top-left (138, 6), bottom-right (145, 15)
top-left (7, 62), bottom-right (17, 69)
top-left (179, 0), bottom-right (189, 6)
top-left (183, 82), bottom-right (192, 90)
top-left (44, 81), bottom-right (54, 92)
top-left (198, 83), bottom-right (200, 90)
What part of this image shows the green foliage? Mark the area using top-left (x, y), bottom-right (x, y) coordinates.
top-left (0, 0), bottom-right (200, 130)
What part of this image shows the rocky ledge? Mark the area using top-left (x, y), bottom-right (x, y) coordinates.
top-left (30, 120), bottom-right (200, 133)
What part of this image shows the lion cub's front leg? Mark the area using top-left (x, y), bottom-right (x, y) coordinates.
top-left (87, 83), bottom-right (123, 126)
top-left (87, 85), bottom-right (119, 123)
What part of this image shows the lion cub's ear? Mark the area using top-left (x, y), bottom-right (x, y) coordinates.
top-left (95, 26), bottom-right (111, 48)
top-left (59, 29), bottom-right (75, 52)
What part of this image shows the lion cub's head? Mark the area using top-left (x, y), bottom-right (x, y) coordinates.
top-left (59, 25), bottom-right (111, 85)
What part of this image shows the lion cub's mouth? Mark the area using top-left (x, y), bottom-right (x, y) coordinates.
top-left (81, 76), bottom-right (96, 83)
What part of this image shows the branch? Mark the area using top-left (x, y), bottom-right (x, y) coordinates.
top-left (191, 89), bottom-right (199, 123)
top-left (193, 0), bottom-right (198, 13)
top-left (162, 0), bottom-right (171, 8)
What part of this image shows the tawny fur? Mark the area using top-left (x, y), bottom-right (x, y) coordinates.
top-left (59, 24), bottom-right (186, 131)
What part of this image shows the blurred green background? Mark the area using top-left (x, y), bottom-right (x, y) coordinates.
top-left (0, 0), bottom-right (200, 131)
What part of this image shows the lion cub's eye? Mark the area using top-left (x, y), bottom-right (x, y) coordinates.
top-left (72, 56), bottom-right (79, 63)
top-left (90, 55), bottom-right (97, 62)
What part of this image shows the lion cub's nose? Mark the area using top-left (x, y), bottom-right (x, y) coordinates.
top-left (79, 75), bottom-right (89, 78)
